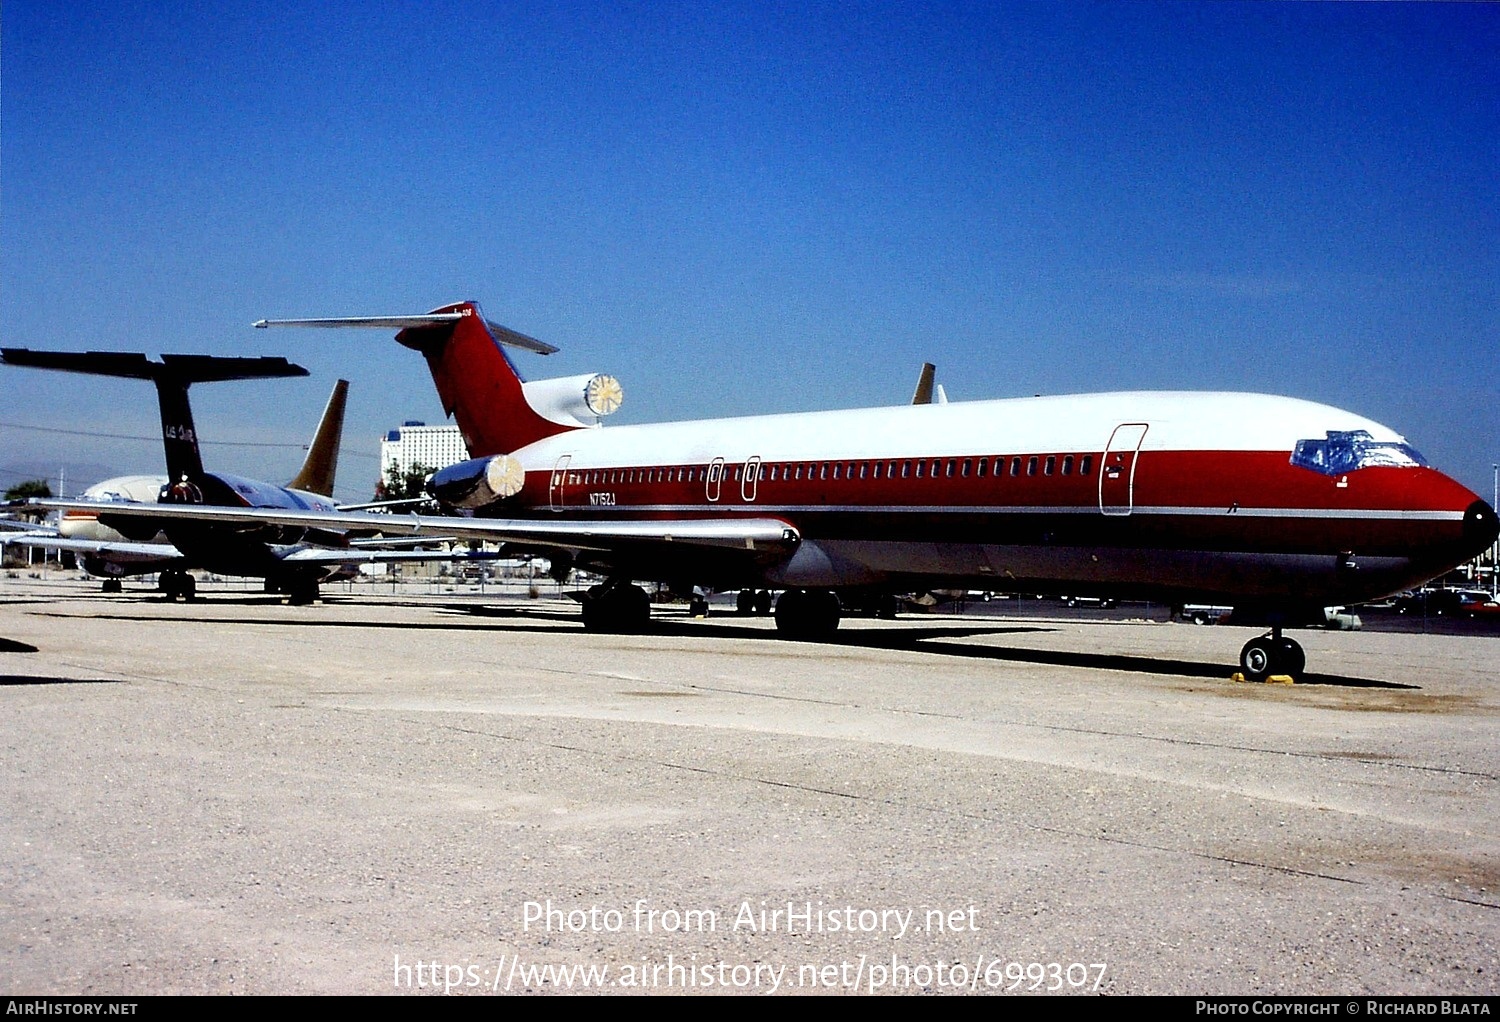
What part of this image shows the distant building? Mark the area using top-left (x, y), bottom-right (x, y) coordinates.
top-left (379, 421), bottom-right (468, 477)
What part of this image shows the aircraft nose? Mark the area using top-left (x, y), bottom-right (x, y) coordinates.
top-left (1464, 500), bottom-right (1499, 554)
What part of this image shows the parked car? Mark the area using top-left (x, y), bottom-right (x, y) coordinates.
top-left (1063, 596), bottom-right (1117, 609)
top-left (1321, 606), bottom-right (1362, 630)
top-left (1394, 588), bottom-right (1496, 618)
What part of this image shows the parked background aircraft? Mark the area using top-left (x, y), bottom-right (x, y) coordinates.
top-left (32, 302), bottom-right (1499, 681)
top-left (1, 350), bottom-right (492, 601)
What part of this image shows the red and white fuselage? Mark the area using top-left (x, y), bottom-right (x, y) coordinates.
top-left (493, 390), bottom-right (1487, 608)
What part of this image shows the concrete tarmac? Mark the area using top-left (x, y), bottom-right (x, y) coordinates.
top-left (1, 577), bottom-right (1496, 995)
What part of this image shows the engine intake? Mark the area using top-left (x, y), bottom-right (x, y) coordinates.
top-left (427, 454), bottom-right (527, 510)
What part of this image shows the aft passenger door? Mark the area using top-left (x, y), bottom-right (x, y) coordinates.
top-left (1099, 424), bottom-right (1148, 516)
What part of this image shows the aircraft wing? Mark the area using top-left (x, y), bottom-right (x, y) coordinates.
top-left (0, 514), bottom-right (505, 570)
top-left (0, 533), bottom-right (184, 564)
top-left (28, 500), bottom-right (801, 555)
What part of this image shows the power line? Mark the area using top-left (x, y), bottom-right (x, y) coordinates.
top-left (0, 420), bottom-right (378, 459)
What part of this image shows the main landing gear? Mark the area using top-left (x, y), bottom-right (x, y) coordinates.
top-left (581, 580), bottom-right (651, 633)
top-left (265, 576), bottom-right (320, 605)
top-left (774, 588), bottom-right (841, 640)
top-left (1239, 627), bottom-right (1305, 683)
top-left (285, 578), bottom-right (320, 606)
top-left (158, 570), bottom-right (196, 601)
top-left (735, 589), bottom-right (774, 616)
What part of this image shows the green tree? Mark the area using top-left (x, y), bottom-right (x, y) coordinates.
top-left (4, 479), bottom-right (52, 501)
top-left (374, 462), bottom-right (432, 502)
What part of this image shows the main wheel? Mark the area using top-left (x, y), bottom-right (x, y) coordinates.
top-left (286, 579), bottom-right (318, 605)
top-left (774, 589), bottom-right (806, 635)
top-left (582, 583), bottom-right (651, 633)
top-left (774, 589), bottom-right (841, 640)
top-left (753, 590), bottom-right (773, 615)
top-left (736, 589), bottom-right (754, 615)
top-left (809, 590), bottom-right (841, 636)
top-left (159, 571), bottom-right (188, 601)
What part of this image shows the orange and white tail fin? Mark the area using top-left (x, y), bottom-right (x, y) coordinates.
top-left (256, 301), bottom-right (579, 457)
top-left (286, 378), bottom-right (348, 496)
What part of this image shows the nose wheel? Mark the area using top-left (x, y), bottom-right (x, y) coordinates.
top-left (1239, 629), bottom-right (1305, 682)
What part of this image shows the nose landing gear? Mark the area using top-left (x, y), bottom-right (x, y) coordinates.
top-left (1239, 627), bottom-right (1305, 682)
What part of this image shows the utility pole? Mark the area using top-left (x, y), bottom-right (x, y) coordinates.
top-left (1493, 463), bottom-right (1498, 599)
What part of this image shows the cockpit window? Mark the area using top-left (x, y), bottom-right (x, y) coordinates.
top-left (1290, 430), bottom-right (1427, 476)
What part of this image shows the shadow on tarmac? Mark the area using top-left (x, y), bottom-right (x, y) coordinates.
top-left (21, 597), bottom-right (1416, 691)
top-left (0, 674), bottom-right (122, 686)
top-left (640, 618), bottom-right (1417, 690)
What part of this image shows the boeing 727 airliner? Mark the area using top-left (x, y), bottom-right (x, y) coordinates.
top-left (36, 301), bottom-right (1497, 681)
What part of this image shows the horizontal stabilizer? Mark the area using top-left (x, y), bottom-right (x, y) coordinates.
top-left (254, 312), bottom-right (559, 355)
top-left (0, 349), bottom-right (309, 383)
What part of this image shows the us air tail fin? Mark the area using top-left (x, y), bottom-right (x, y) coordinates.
top-left (910, 364), bottom-right (949, 405)
top-left (911, 363), bottom-right (936, 405)
top-left (287, 379), bottom-right (348, 497)
top-left (0, 349), bottom-right (308, 483)
top-left (256, 301), bottom-right (581, 457)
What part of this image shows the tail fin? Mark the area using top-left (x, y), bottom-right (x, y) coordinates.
top-left (911, 363), bottom-right (936, 405)
top-left (393, 302), bottom-right (577, 456)
top-left (0, 349), bottom-right (307, 482)
top-left (255, 301), bottom-right (578, 457)
top-left (287, 379), bottom-right (348, 497)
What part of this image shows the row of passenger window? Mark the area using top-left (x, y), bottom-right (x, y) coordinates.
top-left (766, 454), bottom-right (1095, 482)
top-left (563, 454), bottom-right (1095, 488)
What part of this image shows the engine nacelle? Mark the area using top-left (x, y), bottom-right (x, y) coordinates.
top-left (427, 454), bottom-right (527, 510)
top-left (522, 373), bottom-right (623, 427)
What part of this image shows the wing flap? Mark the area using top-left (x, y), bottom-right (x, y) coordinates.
top-left (277, 547), bottom-right (508, 565)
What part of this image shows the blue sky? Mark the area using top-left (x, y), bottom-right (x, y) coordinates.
top-left (2, 1), bottom-right (1496, 502)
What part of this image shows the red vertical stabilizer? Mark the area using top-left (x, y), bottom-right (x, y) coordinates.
top-left (395, 302), bottom-right (578, 457)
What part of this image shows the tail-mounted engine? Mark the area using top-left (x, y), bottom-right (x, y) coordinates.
top-left (522, 373), bottom-right (624, 427)
top-left (428, 454), bottom-right (527, 510)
